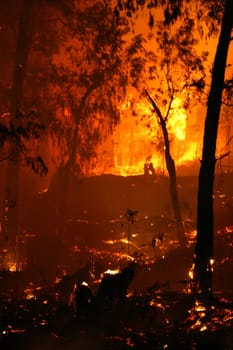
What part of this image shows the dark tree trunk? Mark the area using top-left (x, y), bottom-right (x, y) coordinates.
top-left (56, 84), bottom-right (100, 236)
top-left (145, 90), bottom-right (187, 247)
top-left (5, 0), bottom-right (38, 245)
top-left (57, 124), bottom-right (79, 237)
top-left (194, 0), bottom-right (233, 296)
top-left (162, 117), bottom-right (187, 247)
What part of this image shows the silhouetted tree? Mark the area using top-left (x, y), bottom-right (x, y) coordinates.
top-left (145, 89), bottom-right (187, 247)
top-left (0, 0), bottom-right (76, 242)
top-left (194, 0), bottom-right (233, 296)
top-left (0, 110), bottom-right (47, 175)
top-left (0, 109), bottom-right (47, 270)
top-left (49, 1), bottom-right (129, 235)
top-left (116, 2), bottom-right (208, 246)
top-left (116, 0), bottom-right (233, 296)
top-left (5, 0), bottom-right (40, 243)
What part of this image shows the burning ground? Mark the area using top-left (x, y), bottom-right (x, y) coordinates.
top-left (0, 173), bottom-right (233, 349)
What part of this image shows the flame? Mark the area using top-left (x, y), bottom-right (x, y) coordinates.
top-left (93, 96), bottom-right (200, 176)
top-left (167, 98), bottom-right (186, 141)
top-left (8, 263), bottom-right (18, 272)
top-left (26, 293), bottom-right (36, 300)
top-left (188, 263), bottom-right (195, 281)
top-left (2, 252), bottom-right (24, 272)
top-left (103, 268), bottom-right (120, 275)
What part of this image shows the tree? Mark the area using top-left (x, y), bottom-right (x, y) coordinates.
top-left (0, 0), bottom-right (76, 243)
top-left (194, 0), bottom-right (233, 296)
top-left (5, 0), bottom-right (40, 244)
top-left (48, 0), bottom-right (128, 235)
top-left (0, 110), bottom-right (47, 175)
top-left (145, 89), bottom-right (187, 246)
top-left (116, 0), bottom-right (233, 297)
top-left (0, 109), bottom-right (47, 270)
top-left (116, 4), bottom-right (208, 246)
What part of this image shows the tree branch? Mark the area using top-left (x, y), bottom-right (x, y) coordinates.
top-left (221, 100), bottom-right (233, 107)
top-left (216, 151), bottom-right (231, 161)
top-left (164, 62), bottom-right (174, 122)
top-left (144, 90), bottom-right (164, 124)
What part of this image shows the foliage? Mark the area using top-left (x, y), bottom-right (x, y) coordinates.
top-left (115, 0), bottom-right (186, 25)
top-left (43, 1), bottom-right (130, 174)
top-left (0, 110), bottom-right (48, 176)
top-left (115, 0), bottom-right (225, 29)
top-left (122, 13), bottom-right (208, 162)
top-left (124, 208), bottom-right (139, 223)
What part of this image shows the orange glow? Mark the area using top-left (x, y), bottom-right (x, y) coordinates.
top-left (1, 250), bottom-right (24, 272)
top-left (49, 94), bottom-right (232, 178)
top-left (167, 98), bottom-right (186, 141)
top-left (93, 95), bottom-right (200, 176)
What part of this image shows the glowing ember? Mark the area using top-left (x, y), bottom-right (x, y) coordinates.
top-left (149, 300), bottom-right (166, 310)
top-left (81, 281), bottom-right (89, 286)
top-left (188, 263), bottom-right (195, 281)
top-left (224, 226), bottom-right (233, 233)
top-left (1, 326), bottom-right (27, 335)
top-left (186, 230), bottom-right (197, 246)
top-left (102, 238), bottom-right (140, 250)
top-left (193, 300), bottom-right (206, 313)
top-left (186, 298), bottom-right (233, 334)
top-left (8, 263), bottom-right (18, 272)
top-left (103, 268), bottom-right (120, 276)
top-left (209, 259), bottom-right (215, 272)
top-left (26, 293), bottom-right (36, 300)
top-left (199, 324), bottom-right (207, 332)
top-left (24, 285), bottom-right (42, 300)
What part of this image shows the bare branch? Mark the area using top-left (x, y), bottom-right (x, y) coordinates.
top-left (221, 100), bottom-right (233, 107)
top-left (216, 151), bottom-right (231, 161)
top-left (224, 78), bottom-right (233, 89)
top-left (219, 135), bottom-right (233, 152)
top-left (164, 63), bottom-right (174, 122)
top-left (225, 135), bottom-right (233, 148)
top-left (144, 90), bottom-right (164, 124)
top-left (165, 93), bottom-right (174, 122)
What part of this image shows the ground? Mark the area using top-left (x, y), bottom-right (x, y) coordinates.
top-left (0, 173), bottom-right (233, 349)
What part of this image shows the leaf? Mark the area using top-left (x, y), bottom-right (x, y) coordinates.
top-left (25, 156), bottom-right (48, 176)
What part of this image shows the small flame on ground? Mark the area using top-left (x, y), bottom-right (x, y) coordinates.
top-left (103, 268), bottom-right (120, 275)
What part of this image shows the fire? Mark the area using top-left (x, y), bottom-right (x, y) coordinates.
top-left (50, 91), bottom-right (231, 177)
top-left (167, 98), bottom-right (186, 141)
top-left (94, 95), bottom-right (199, 176)
top-left (103, 268), bottom-right (120, 275)
top-left (0, 250), bottom-right (24, 272)
top-left (8, 263), bottom-right (18, 272)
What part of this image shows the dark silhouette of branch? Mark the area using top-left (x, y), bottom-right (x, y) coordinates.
top-left (164, 64), bottom-right (174, 122)
top-left (221, 100), bottom-right (233, 107)
top-left (144, 89), bottom-right (164, 124)
top-left (224, 135), bottom-right (233, 148)
top-left (216, 151), bottom-right (231, 161)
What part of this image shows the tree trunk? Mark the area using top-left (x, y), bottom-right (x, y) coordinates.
top-left (194, 0), bottom-right (233, 296)
top-left (165, 148), bottom-right (186, 247)
top-left (162, 119), bottom-right (187, 247)
top-left (57, 124), bottom-right (79, 237)
top-left (56, 84), bottom-right (99, 236)
top-left (145, 90), bottom-right (187, 246)
top-left (5, 0), bottom-right (38, 245)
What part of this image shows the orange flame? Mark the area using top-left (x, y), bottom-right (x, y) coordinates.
top-left (93, 96), bottom-right (200, 176)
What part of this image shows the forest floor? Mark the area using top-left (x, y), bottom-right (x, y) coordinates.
top-left (0, 265), bottom-right (233, 349)
top-left (1, 230), bottom-right (233, 349)
top-left (0, 173), bottom-right (233, 349)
